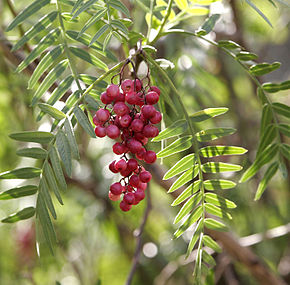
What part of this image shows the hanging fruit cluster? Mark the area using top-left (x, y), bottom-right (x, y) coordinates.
top-left (93, 60), bottom-right (161, 211)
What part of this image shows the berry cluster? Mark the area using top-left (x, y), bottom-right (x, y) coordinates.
top-left (93, 77), bottom-right (161, 211)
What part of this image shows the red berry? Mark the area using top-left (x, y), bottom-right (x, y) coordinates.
top-left (115, 92), bottom-right (125, 102)
top-left (107, 84), bottom-right (120, 98)
top-left (93, 114), bottom-right (101, 126)
top-left (106, 125), bottom-right (120, 139)
top-left (113, 142), bottom-right (126, 155)
top-left (123, 192), bottom-right (135, 205)
top-left (142, 124), bottom-right (159, 138)
top-left (109, 160), bottom-right (119, 173)
top-left (95, 126), bottom-right (106, 137)
top-left (127, 138), bottom-right (143, 153)
top-left (129, 174), bottom-right (140, 188)
top-left (108, 191), bottom-right (121, 201)
top-left (120, 200), bottom-right (132, 212)
top-left (120, 168), bottom-right (132, 177)
top-left (150, 111), bottom-right (162, 124)
top-left (125, 92), bottom-right (139, 105)
top-left (133, 79), bottom-right (142, 92)
top-left (121, 79), bottom-right (133, 93)
top-left (146, 91), bottom-right (159, 105)
top-left (139, 171), bottom-right (152, 183)
top-left (134, 188), bottom-right (145, 201)
top-left (127, 159), bottom-right (138, 171)
top-left (115, 159), bottom-right (127, 172)
top-left (150, 86), bottom-right (161, 96)
top-left (131, 119), bottom-right (144, 132)
top-left (139, 182), bottom-right (147, 191)
top-left (96, 108), bottom-right (110, 122)
top-left (144, 150), bottom-right (157, 164)
top-left (136, 148), bottom-right (146, 160)
top-left (119, 114), bottom-right (132, 128)
top-left (126, 185), bottom-right (134, 192)
top-left (141, 105), bottom-right (156, 119)
top-left (110, 182), bottom-right (123, 195)
top-left (100, 92), bottom-right (113, 104)
top-left (113, 102), bottom-right (130, 116)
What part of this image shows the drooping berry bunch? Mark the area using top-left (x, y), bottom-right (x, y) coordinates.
top-left (93, 65), bottom-right (161, 212)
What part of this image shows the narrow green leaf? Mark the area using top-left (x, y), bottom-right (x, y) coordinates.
top-left (0, 185), bottom-right (38, 200)
top-left (277, 124), bottom-right (290, 137)
top-left (103, 32), bottom-right (112, 51)
top-left (111, 19), bottom-right (129, 35)
top-left (31, 60), bottom-right (69, 106)
top-left (168, 165), bottom-right (198, 193)
top-left (197, 14), bottom-right (220, 35)
top-left (256, 124), bottom-right (277, 156)
top-left (10, 131), bottom-right (54, 144)
top-left (49, 146), bottom-right (67, 191)
top-left (202, 162), bottom-right (242, 173)
top-left (12, 11), bottom-right (58, 51)
top-left (262, 82), bottom-right (288, 93)
top-left (2, 207), bottom-right (35, 223)
top-left (73, 106), bottom-right (96, 138)
top-left (195, 128), bottom-right (236, 142)
top-left (157, 136), bottom-right (193, 158)
top-left (109, 0), bottom-right (130, 17)
top-left (204, 218), bottom-right (228, 232)
top-left (6, 0), bottom-right (51, 32)
top-left (236, 51), bottom-right (258, 61)
top-left (72, 0), bottom-right (83, 13)
top-left (56, 130), bottom-right (72, 177)
top-left (152, 119), bottom-right (187, 142)
top-left (64, 119), bottom-right (80, 160)
top-left (240, 143), bottom-right (279, 182)
top-left (69, 47), bottom-right (108, 71)
top-left (84, 94), bottom-right (101, 111)
top-left (0, 168), bottom-right (41, 179)
top-left (200, 145), bottom-right (247, 157)
top-left (174, 206), bottom-right (203, 238)
top-left (245, 0), bottom-right (273, 27)
top-left (29, 45), bottom-right (64, 89)
top-left (190, 107), bottom-right (228, 123)
top-left (164, 153), bottom-right (195, 180)
top-left (272, 102), bottom-right (290, 118)
top-left (204, 179), bottom-right (236, 190)
top-left (186, 219), bottom-right (203, 258)
top-left (202, 250), bottom-right (216, 267)
top-left (218, 40), bottom-right (240, 49)
top-left (40, 178), bottom-right (57, 219)
top-left (72, 0), bottom-right (100, 19)
top-left (16, 147), bottom-right (47, 159)
top-left (90, 24), bottom-right (110, 46)
top-left (280, 143), bottom-right (290, 160)
top-left (260, 104), bottom-right (273, 135)
top-left (280, 80), bottom-right (290, 91)
top-left (171, 180), bottom-right (201, 206)
top-left (38, 103), bottom-right (66, 120)
top-left (205, 203), bottom-right (232, 220)
top-left (255, 162), bottom-right (279, 201)
top-left (16, 28), bottom-right (60, 73)
top-left (205, 193), bottom-right (236, 209)
top-left (202, 235), bottom-right (222, 253)
top-left (250, 62), bottom-right (281, 76)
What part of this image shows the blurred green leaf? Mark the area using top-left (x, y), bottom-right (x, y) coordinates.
top-left (2, 207), bottom-right (35, 223)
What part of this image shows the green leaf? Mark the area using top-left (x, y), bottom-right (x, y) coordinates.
top-left (49, 146), bottom-right (67, 191)
top-left (29, 45), bottom-right (64, 89)
top-left (103, 32), bottom-right (113, 51)
top-left (16, 147), bottom-right (47, 159)
top-left (280, 143), bottom-right (290, 160)
top-left (152, 119), bottom-right (187, 142)
top-left (6, 0), bottom-right (51, 32)
top-left (245, 0), bottom-right (272, 27)
top-left (218, 40), bottom-right (240, 49)
top-left (12, 11), bottom-right (58, 51)
top-left (202, 235), bottom-right (222, 253)
top-left (250, 62), bottom-right (281, 76)
top-left (0, 168), bottom-right (41, 179)
top-left (174, 193), bottom-right (202, 224)
top-left (40, 178), bottom-right (57, 219)
top-left (262, 81), bottom-right (290, 93)
top-left (202, 250), bottom-right (216, 267)
top-left (10, 131), bottom-right (54, 144)
top-left (200, 145), bottom-right (247, 157)
top-left (195, 127), bottom-right (236, 142)
top-left (171, 180), bottom-right (201, 206)
top-left (174, 206), bottom-right (203, 238)
top-left (255, 161), bottom-right (279, 201)
top-left (16, 28), bottom-right (61, 73)
top-left (2, 207), bottom-right (35, 223)
top-left (72, 0), bottom-right (83, 13)
top-left (43, 163), bottom-right (63, 205)
top-left (90, 24), bottom-right (110, 46)
top-left (64, 119), bottom-right (80, 160)
top-left (202, 162), bottom-right (242, 173)
top-left (186, 219), bottom-right (203, 258)
top-left (205, 193), bottom-right (236, 210)
top-left (72, 0), bottom-right (99, 18)
top-left (84, 94), bottom-right (101, 111)
top-left (240, 143), bottom-right (279, 182)
top-left (38, 103), bottom-right (66, 120)
top-left (56, 130), bottom-right (72, 177)
top-left (73, 106), bottom-right (96, 138)
top-left (111, 19), bottom-right (129, 35)
top-left (280, 80), bottom-right (290, 91)
top-left (197, 14), bottom-right (220, 35)
top-left (109, 0), bottom-right (130, 17)
top-left (272, 102), bottom-right (290, 118)
top-left (157, 136), bottom-right (193, 158)
top-left (69, 47), bottom-right (108, 71)
top-left (168, 165), bottom-right (199, 193)
top-left (175, 0), bottom-right (188, 9)
top-left (236, 51), bottom-right (258, 61)
top-left (204, 218), bottom-right (227, 232)
top-left (260, 104), bottom-right (273, 134)
top-left (0, 185), bottom-right (38, 200)
top-left (277, 124), bottom-right (290, 137)
top-left (256, 124), bottom-right (277, 156)
top-left (190, 107), bottom-right (228, 123)
top-left (203, 179), bottom-right (236, 190)
top-left (205, 203), bottom-right (232, 220)
top-left (31, 60), bottom-right (69, 106)
top-left (163, 153), bottom-right (195, 180)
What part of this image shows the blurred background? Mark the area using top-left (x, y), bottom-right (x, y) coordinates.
top-left (0, 0), bottom-right (289, 284)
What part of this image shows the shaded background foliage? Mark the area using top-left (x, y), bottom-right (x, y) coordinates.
top-left (0, 0), bottom-right (289, 284)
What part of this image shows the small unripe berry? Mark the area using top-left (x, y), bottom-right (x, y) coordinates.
top-left (121, 79), bottom-right (133, 93)
top-left (113, 102), bottom-right (130, 116)
top-left (106, 125), bottom-right (120, 139)
top-left (119, 114), bottom-right (132, 128)
top-left (109, 160), bottom-right (119, 173)
top-left (141, 105), bottom-right (156, 119)
top-left (144, 150), bottom-right (157, 164)
top-left (150, 111), bottom-right (162, 124)
top-left (95, 126), bottom-right (106, 137)
top-left (108, 191), bottom-right (121, 201)
top-left (127, 159), bottom-right (138, 171)
top-left (115, 159), bottom-right (127, 172)
top-left (110, 182), bottom-right (123, 195)
top-left (134, 188), bottom-right (145, 201)
top-left (123, 192), bottom-right (135, 205)
top-left (131, 119), bottom-right (144, 132)
top-left (96, 108), bottom-right (110, 122)
top-left (129, 174), bottom-right (140, 188)
top-left (100, 92), bottom-right (113, 104)
top-left (139, 171), bottom-right (152, 183)
top-left (120, 200), bottom-right (132, 211)
top-left (107, 84), bottom-right (120, 98)
top-left (146, 91), bottom-right (159, 105)
top-left (112, 142), bottom-right (126, 155)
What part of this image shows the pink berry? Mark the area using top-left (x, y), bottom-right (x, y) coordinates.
top-left (115, 159), bottom-right (127, 172)
top-left (100, 92), bottom-right (113, 104)
top-left (110, 182), bottom-right (123, 195)
top-left (95, 126), bottom-right (106, 137)
top-left (134, 188), bottom-right (145, 201)
top-left (142, 124), bottom-right (159, 138)
top-left (106, 125), bottom-right (120, 139)
top-left (96, 108), bottom-right (110, 122)
top-left (127, 159), bottom-right (138, 171)
top-left (121, 79), bottom-right (133, 93)
top-left (141, 105), bottom-right (156, 119)
top-left (115, 92), bottom-right (125, 102)
top-left (129, 174), bottom-right (140, 188)
top-left (146, 91), bottom-right (159, 105)
top-left (120, 200), bottom-right (132, 212)
top-left (133, 79), bottom-right (142, 92)
top-left (131, 119), bottom-right (144, 132)
top-left (93, 114), bottom-right (101, 126)
top-left (113, 102), bottom-right (130, 116)
top-left (123, 192), bottom-right (135, 205)
top-left (150, 86), bottom-right (160, 96)
top-left (113, 142), bottom-right (126, 155)
top-left (139, 182), bottom-right (147, 191)
top-left (127, 138), bottom-right (143, 153)
top-left (120, 168), bottom-right (132, 177)
top-left (108, 191), bottom-right (121, 201)
top-left (107, 84), bottom-right (120, 98)
top-left (139, 171), bottom-right (152, 183)
top-left (119, 114), bottom-right (132, 128)
top-left (109, 160), bottom-right (119, 173)
top-left (144, 151), bottom-right (157, 164)
top-left (125, 92), bottom-right (139, 105)
top-left (150, 111), bottom-right (162, 124)
top-left (136, 148), bottom-right (146, 160)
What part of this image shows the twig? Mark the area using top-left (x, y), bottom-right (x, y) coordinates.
top-left (125, 186), bottom-right (152, 285)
